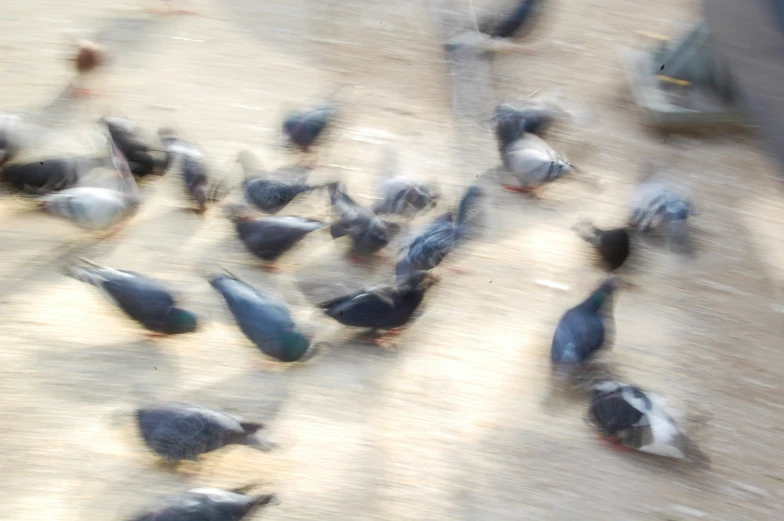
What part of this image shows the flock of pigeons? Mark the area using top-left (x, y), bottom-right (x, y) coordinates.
top-left (1, 11), bottom-right (709, 521)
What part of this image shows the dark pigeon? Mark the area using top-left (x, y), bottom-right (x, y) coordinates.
top-left (587, 380), bottom-right (710, 465)
top-left (137, 403), bottom-right (273, 462)
top-left (481, 0), bottom-right (544, 39)
top-left (1, 156), bottom-right (102, 195)
top-left (237, 150), bottom-right (322, 214)
top-left (550, 276), bottom-right (624, 382)
top-left (224, 204), bottom-right (327, 267)
top-left (282, 103), bottom-right (336, 153)
top-left (67, 259), bottom-right (198, 335)
top-left (102, 116), bottom-right (172, 177)
top-left (129, 487), bottom-right (275, 521)
top-left (395, 184), bottom-right (483, 282)
top-left (210, 272), bottom-right (311, 362)
top-left (572, 219), bottom-right (631, 271)
top-left (318, 271), bottom-right (439, 334)
top-left (329, 181), bottom-right (401, 260)
top-left (160, 130), bottom-right (230, 213)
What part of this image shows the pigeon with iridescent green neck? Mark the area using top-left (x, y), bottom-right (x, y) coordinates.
top-left (67, 259), bottom-right (198, 336)
top-left (210, 271), bottom-right (311, 362)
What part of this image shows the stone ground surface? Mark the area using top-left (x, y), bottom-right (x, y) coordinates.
top-left (1, 1), bottom-right (784, 520)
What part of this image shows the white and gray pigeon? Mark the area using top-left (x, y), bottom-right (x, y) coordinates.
top-left (629, 177), bottom-right (695, 253)
top-left (128, 486), bottom-right (276, 521)
top-left (38, 134), bottom-right (140, 231)
top-left (588, 380), bottom-right (710, 466)
top-left (494, 114), bottom-right (572, 192)
top-left (137, 403), bottom-right (275, 462)
top-left (371, 146), bottom-right (439, 218)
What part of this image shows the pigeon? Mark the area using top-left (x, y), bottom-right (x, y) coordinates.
top-left (38, 135), bottom-right (141, 232)
top-left (2, 157), bottom-right (93, 195)
top-left (550, 276), bottom-right (623, 383)
top-left (328, 181), bottom-right (401, 261)
top-left (70, 40), bottom-right (107, 98)
top-left (160, 130), bottom-right (229, 213)
top-left (495, 121), bottom-right (571, 192)
top-left (210, 271), bottom-right (311, 362)
top-left (238, 150), bottom-right (323, 214)
top-left (629, 177), bottom-right (694, 253)
top-left (137, 403), bottom-right (273, 462)
top-left (587, 380), bottom-right (710, 466)
top-left (572, 219), bottom-right (631, 271)
top-left (395, 184), bottom-right (483, 282)
top-left (492, 101), bottom-right (567, 139)
top-left (129, 487), bottom-right (275, 521)
top-left (282, 102), bottom-right (337, 168)
top-left (371, 146), bottom-right (439, 218)
top-left (0, 113), bottom-right (23, 167)
top-left (224, 204), bottom-right (327, 269)
top-left (67, 258), bottom-right (198, 336)
top-left (318, 270), bottom-right (439, 337)
top-left (481, 0), bottom-right (544, 40)
top-left (102, 117), bottom-right (172, 177)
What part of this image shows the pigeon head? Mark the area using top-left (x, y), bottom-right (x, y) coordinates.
top-left (278, 330), bottom-right (311, 362)
top-left (584, 276), bottom-right (624, 312)
top-left (162, 307), bottom-right (199, 335)
top-left (191, 181), bottom-right (209, 212)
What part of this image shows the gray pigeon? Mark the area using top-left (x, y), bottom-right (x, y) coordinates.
top-left (497, 132), bottom-right (572, 192)
top-left (629, 177), bottom-right (694, 253)
top-left (550, 276), bottom-right (623, 383)
top-left (395, 184), bottom-right (483, 282)
top-left (37, 134), bottom-right (140, 232)
top-left (224, 204), bottom-right (327, 269)
top-left (237, 150), bottom-right (324, 214)
top-left (129, 487), bottom-right (275, 521)
top-left (371, 146), bottom-right (439, 217)
top-left (329, 181), bottom-right (401, 261)
top-left (137, 403), bottom-right (274, 462)
top-left (587, 380), bottom-right (710, 466)
top-left (210, 271), bottom-right (311, 362)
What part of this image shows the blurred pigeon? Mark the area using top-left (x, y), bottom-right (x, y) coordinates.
top-left (282, 102), bottom-right (337, 168)
top-left (318, 271), bottom-right (439, 339)
top-left (210, 271), bottom-right (311, 362)
top-left (395, 184), bottom-right (483, 282)
top-left (629, 177), bottom-right (694, 253)
top-left (102, 116), bottom-right (172, 177)
top-left (70, 39), bottom-right (107, 98)
top-left (38, 136), bottom-right (140, 232)
top-left (224, 204), bottom-right (327, 269)
top-left (481, 0), bottom-right (544, 39)
top-left (2, 156), bottom-right (94, 195)
top-left (587, 380), bottom-right (710, 466)
top-left (493, 100), bottom-right (568, 139)
top-left (0, 113), bottom-right (23, 167)
top-left (67, 258), bottom-right (198, 336)
top-left (160, 129), bottom-right (230, 213)
top-left (551, 276), bottom-right (623, 383)
top-left (371, 146), bottom-right (439, 217)
top-left (238, 149), bottom-right (324, 214)
top-left (329, 181), bottom-right (401, 261)
top-left (137, 403), bottom-right (273, 462)
top-left (494, 118), bottom-right (571, 192)
top-left (129, 487), bottom-right (276, 521)
top-left (572, 219), bottom-right (631, 271)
